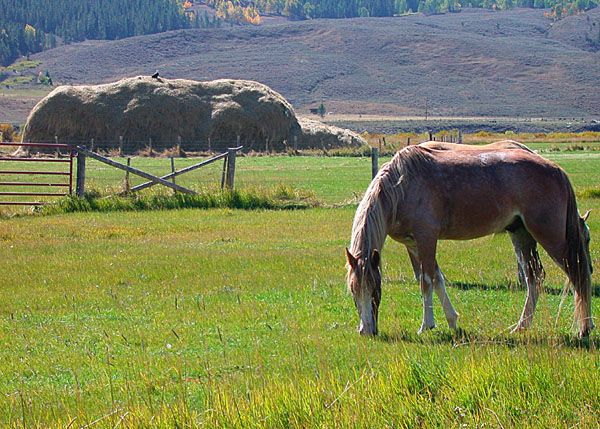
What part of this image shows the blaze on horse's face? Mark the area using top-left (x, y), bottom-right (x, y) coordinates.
top-left (345, 248), bottom-right (381, 336)
top-left (581, 210), bottom-right (592, 274)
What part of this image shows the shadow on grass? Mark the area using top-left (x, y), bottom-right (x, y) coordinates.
top-left (376, 327), bottom-right (599, 350)
top-left (450, 281), bottom-right (600, 297)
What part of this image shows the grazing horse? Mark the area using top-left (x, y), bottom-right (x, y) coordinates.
top-left (346, 145), bottom-right (593, 338)
top-left (410, 140), bottom-right (537, 286)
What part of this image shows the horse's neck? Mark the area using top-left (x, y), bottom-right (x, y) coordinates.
top-left (351, 195), bottom-right (389, 257)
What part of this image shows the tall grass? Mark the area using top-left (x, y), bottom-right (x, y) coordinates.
top-left (41, 185), bottom-right (319, 215)
top-left (1, 152), bottom-right (599, 427)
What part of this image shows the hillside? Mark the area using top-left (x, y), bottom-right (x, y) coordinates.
top-left (2, 8), bottom-right (600, 124)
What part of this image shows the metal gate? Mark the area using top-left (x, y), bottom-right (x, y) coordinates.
top-left (0, 142), bottom-right (75, 206)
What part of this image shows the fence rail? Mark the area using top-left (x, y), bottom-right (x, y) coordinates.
top-left (0, 142), bottom-right (75, 206)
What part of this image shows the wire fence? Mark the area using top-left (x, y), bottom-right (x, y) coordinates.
top-left (3, 137), bottom-right (600, 212)
top-left (0, 141), bottom-right (379, 210)
top-left (44, 137), bottom-right (324, 156)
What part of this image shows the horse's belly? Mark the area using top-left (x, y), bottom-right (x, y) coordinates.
top-left (439, 210), bottom-right (519, 240)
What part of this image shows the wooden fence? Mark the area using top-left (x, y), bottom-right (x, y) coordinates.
top-left (0, 144), bottom-right (242, 206)
top-left (75, 146), bottom-right (243, 197)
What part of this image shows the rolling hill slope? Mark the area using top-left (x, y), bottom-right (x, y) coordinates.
top-left (8, 8), bottom-right (600, 121)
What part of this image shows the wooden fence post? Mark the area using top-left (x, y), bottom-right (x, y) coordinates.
top-left (119, 136), bottom-right (124, 156)
top-left (371, 147), bottom-right (379, 179)
top-left (148, 137), bottom-right (153, 155)
top-left (208, 137), bottom-right (212, 152)
top-left (407, 137), bottom-right (411, 146)
top-left (177, 136), bottom-right (182, 157)
top-left (428, 131), bottom-right (433, 141)
top-left (225, 148), bottom-right (237, 190)
top-left (458, 129), bottom-right (463, 144)
top-left (124, 158), bottom-right (131, 192)
top-left (90, 138), bottom-right (95, 152)
top-left (221, 158), bottom-right (227, 189)
top-left (170, 157), bottom-right (176, 189)
top-left (265, 138), bottom-right (269, 153)
top-left (76, 151), bottom-right (86, 197)
top-left (293, 135), bottom-right (298, 152)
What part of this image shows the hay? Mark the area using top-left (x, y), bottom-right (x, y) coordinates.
top-left (21, 76), bottom-right (363, 152)
top-left (297, 117), bottom-right (364, 150)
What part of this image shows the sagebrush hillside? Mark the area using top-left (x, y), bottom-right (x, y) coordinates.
top-left (2, 8), bottom-right (599, 123)
top-left (30, 8), bottom-right (600, 118)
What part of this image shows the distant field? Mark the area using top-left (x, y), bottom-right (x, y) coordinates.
top-left (0, 87), bottom-right (52, 124)
top-left (0, 150), bottom-right (599, 427)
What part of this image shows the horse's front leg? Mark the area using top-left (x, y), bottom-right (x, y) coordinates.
top-left (406, 245), bottom-right (421, 282)
top-left (433, 263), bottom-right (459, 330)
top-left (416, 238), bottom-right (438, 334)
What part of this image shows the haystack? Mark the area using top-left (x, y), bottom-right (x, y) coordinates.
top-left (21, 76), bottom-right (364, 152)
top-left (297, 118), bottom-right (365, 149)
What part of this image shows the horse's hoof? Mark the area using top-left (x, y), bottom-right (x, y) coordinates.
top-left (417, 324), bottom-right (436, 335)
top-left (578, 324), bottom-right (594, 339)
top-left (447, 315), bottom-right (459, 330)
top-left (510, 324), bottom-right (528, 334)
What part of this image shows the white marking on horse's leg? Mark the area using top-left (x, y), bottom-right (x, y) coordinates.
top-left (511, 252), bottom-right (539, 333)
top-left (418, 272), bottom-right (436, 334)
top-left (433, 266), bottom-right (459, 330)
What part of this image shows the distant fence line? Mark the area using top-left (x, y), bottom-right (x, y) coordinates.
top-left (20, 134), bottom-right (314, 155)
top-left (15, 129), bottom-right (465, 156)
top-left (0, 132), bottom-right (470, 208)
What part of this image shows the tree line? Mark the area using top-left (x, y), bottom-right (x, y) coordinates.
top-left (252, 0), bottom-right (596, 19)
top-left (1, 0), bottom-right (597, 66)
top-left (0, 0), bottom-right (195, 66)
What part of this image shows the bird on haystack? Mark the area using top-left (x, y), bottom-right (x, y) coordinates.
top-left (151, 71), bottom-right (160, 79)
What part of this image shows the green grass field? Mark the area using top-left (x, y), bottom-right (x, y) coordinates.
top-left (0, 150), bottom-right (599, 427)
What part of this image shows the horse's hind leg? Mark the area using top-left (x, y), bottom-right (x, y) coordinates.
top-left (433, 262), bottom-right (459, 330)
top-left (522, 210), bottom-right (593, 337)
top-left (509, 226), bottom-right (545, 332)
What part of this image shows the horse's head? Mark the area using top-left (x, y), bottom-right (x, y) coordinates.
top-left (345, 248), bottom-right (381, 336)
top-left (581, 210), bottom-right (592, 274)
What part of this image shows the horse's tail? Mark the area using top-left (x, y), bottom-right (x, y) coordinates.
top-left (563, 173), bottom-right (594, 337)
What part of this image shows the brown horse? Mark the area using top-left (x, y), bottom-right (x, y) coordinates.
top-left (412, 141), bottom-right (537, 285)
top-left (346, 144), bottom-right (593, 338)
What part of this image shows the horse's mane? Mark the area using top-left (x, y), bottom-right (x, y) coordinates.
top-left (349, 147), bottom-right (433, 261)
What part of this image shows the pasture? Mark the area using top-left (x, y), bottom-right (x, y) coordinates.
top-left (1, 150), bottom-right (599, 427)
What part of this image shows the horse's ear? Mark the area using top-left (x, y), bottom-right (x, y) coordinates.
top-left (345, 248), bottom-right (358, 270)
top-left (371, 249), bottom-right (380, 268)
top-left (582, 209), bottom-right (591, 222)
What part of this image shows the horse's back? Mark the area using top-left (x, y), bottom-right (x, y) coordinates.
top-left (418, 140), bottom-right (533, 153)
top-left (395, 146), bottom-right (568, 240)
